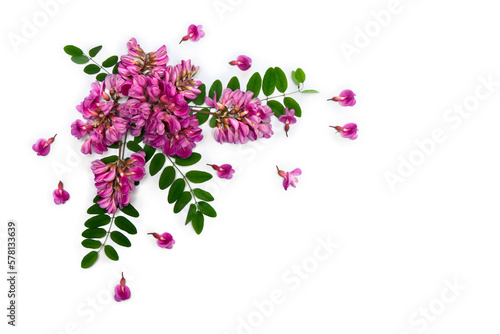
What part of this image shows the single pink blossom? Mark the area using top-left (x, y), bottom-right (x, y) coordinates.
top-left (229, 55), bottom-right (252, 71)
top-left (53, 181), bottom-right (70, 204)
top-left (32, 134), bottom-right (56, 156)
top-left (328, 89), bottom-right (356, 107)
top-left (278, 108), bottom-right (297, 137)
top-left (180, 24), bottom-right (205, 44)
top-left (276, 166), bottom-right (302, 190)
top-left (208, 164), bottom-right (235, 179)
top-left (330, 123), bottom-right (358, 140)
top-left (114, 272), bottom-right (131, 302)
top-left (148, 232), bottom-right (175, 249)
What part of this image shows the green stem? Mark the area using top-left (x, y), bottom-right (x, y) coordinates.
top-left (166, 156), bottom-right (199, 209)
top-left (98, 213), bottom-right (116, 254)
top-left (84, 53), bottom-right (111, 75)
top-left (191, 108), bottom-right (218, 116)
top-left (261, 89), bottom-right (301, 102)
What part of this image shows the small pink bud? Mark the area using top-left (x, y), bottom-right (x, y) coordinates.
top-left (149, 232), bottom-right (175, 249)
top-left (328, 89), bottom-right (356, 107)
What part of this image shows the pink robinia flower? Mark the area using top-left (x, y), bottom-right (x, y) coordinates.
top-left (32, 134), bottom-right (56, 156)
top-left (208, 164), bottom-right (235, 180)
top-left (148, 232), bottom-right (175, 249)
top-left (205, 88), bottom-right (274, 144)
top-left (278, 108), bottom-right (297, 137)
top-left (114, 273), bottom-right (131, 302)
top-left (118, 38), bottom-right (169, 78)
top-left (53, 181), bottom-right (70, 205)
top-left (180, 24), bottom-right (205, 44)
top-left (328, 89), bottom-right (356, 107)
top-left (229, 55), bottom-right (252, 71)
top-left (330, 123), bottom-right (359, 140)
top-left (276, 166), bottom-right (302, 191)
top-left (91, 152), bottom-right (146, 214)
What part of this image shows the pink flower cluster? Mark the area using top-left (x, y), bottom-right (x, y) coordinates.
top-left (91, 152), bottom-right (146, 214)
top-left (71, 38), bottom-right (204, 159)
top-left (206, 88), bottom-right (274, 144)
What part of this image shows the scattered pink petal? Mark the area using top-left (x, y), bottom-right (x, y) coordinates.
top-left (276, 166), bottom-right (302, 190)
top-left (33, 134), bottom-right (56, 156)
top-left (208, 164), bottom-right (235, 179)
top-left (328, 89), bottom-right (356, 107)
top-left (229, 55), bottom-right (252, 71)
top-left (53, 181), bottom-right (70, 205)
top-left (148, 232), bottom-right (175, 249)
top-left (180, 24), bottom-right (205, 44)
top-left (330, 123), bottom-right (358, 140)
top-left (278, 108), bottom-right (297, 137)
top-left (114, 273), bottom-right (131, 302)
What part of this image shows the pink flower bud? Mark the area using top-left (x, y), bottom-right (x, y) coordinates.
top-left (53, 181), bottom-right (70, 205)
top-left (114, 273), bottom-right (131, 302)
top-left (148, 232), bottom-right (175, 249)
top-left (328, 89), bottom-right (356, 107)
top-left (32, 134), bottom-right (57, 156)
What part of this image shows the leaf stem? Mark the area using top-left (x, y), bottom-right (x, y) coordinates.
top-left (261, 89), bottom-right (302, 102)
top-left (98, 213), bottom-right (116, 254)
top-left (84, 53), bottom-right (111, 75)
top-left (166, 156), bottom-right (199, 209)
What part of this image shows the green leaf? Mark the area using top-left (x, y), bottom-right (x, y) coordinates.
top-left (193, 188), bottom-right (214, 202)
top-left (96, 73), bottom-right (107, 82)
top-left (87, 204), bottom-right (107, 215)
top-left (102, 55), bottom-right (119, 68)
top-left (104, 245), bottom-right (119, 261)
top-left (291, 70), bottom-right (299, 87)
top-left (81, 239), bottom-right (101, 249)
top-left (295, 68), bottom-right (306, 83)
top-left (110, 231), bottom-right (131, 247)
top-left (64, 45), bottom-right (83, 57)
top-left (192, 211), bottom-right (204, 234)
top-left (159, 166), bottom-right (176, 190)
top-left (84, 215), bottom-right (110, 230)
top-left (185, 204), bottom-right (197, 225)
top-left (149, 153), bottom-right (166, 176)
top-left (209, 80), bottom-right (223, 100)
top-left (267, 100), bottom-right (285, 117)
top-left (115, 216), bottom-right (137, 235)
top-left (84, 64), bottom-right (100, 75)
top-left (196, 109), bottom-right (210, 125)
top-left (71, 55), bottom-right (89, 64)
top-left (192, 84), bottom-right (206, 105)
top-left (198, 201), bottom-right (217, 217)
top-left (209, 115), bottom-right (218, 128)
top-left (112, 63), bottom-right (119, 74)
top-left (133, 131), bottom-right (144, 144)
top-left (262, 67), bottom-right (277, 96)
top-left (127, 141), bottom-right (141, 153)
top-left (81, 251), bottom-right (98, 268)
top-left (274, 67), bottom-right (288, 93)
top-left (168, 179), bottom-right (186, 204)
top-left (82, 228), bottom-right (107, 238)
top-left (93, 195), bottom-right (102, 203)
top-left (89, 45), bottom-right (102, 58)
top-left (108, 142), bottom-right (119, 149)
top-left (284, 97), bottom-right (302, 117)
top-left (175, 152), bottom-right (202, 166)
top-left (143, 145), bottom-right (156, 163)
top-left (227, 76), bottom-right (240, 90)
top-left (173, 192), bottom-right (192, 213)
top-left (101, 155), bottom-right (118, 164)
top-left (301, 89), bottom-right (319, 93)
top-left (186, 171), bottom-right (213, 183)
top-left (247, 72), bottom-right (262, 98)
top-left (121, 204), bottom-right (139, 218)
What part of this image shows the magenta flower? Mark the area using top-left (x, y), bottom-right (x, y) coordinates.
top-left (208, 164), bottom-right (235, 180)
top-left (53, 181), bottom-right (70, 205)
top-left (148, 232), bottom-right (175, 249)
top-left (32, 134), bottom-right (56, 156)
top-left (276, 166), bottom-right (302, 191)
top-left (328, 89), bottom-right (356, 107)
top-left (278, 108), bottom-right (297, 137)
top-left (330, 123), bottom-right (358, 140)
top-left (91, 151), bottom-right (146, 214)
top-left (118, 38), bottom-right (169, 78)
top-left (114, 273), bottom-right (131, 302)
top-left (180, 24), bottom-right (205, 44)
top-left (229, 55), bottom-right (252, 71)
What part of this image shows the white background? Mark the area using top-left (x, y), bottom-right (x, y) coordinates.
top-left (1, 0), bottom-right (500, 333)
